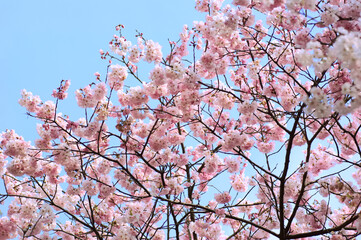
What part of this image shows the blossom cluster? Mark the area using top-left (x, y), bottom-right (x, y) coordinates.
top-left (2, 0), bottom-right (361, 239)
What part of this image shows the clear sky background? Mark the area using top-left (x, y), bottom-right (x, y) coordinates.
top-left (0, 0), bottom-right (204, 141)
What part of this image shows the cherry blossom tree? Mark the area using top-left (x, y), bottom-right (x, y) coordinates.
top-left (1, 0), bottom-right (361, 239)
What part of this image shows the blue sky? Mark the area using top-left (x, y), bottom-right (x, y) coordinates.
top-left (0, 0), bottom-right (204, 140)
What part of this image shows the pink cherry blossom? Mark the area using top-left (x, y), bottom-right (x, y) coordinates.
top-left (214, 191), bottom-right (232, 204)
top-left (3, 0), bottom-right (361, 239)
top-left (107, 64), bottom-right (128, 90)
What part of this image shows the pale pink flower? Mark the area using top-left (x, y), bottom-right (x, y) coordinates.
top-left (214, 192), bottom-right (232, 204)
top-left (144, 40), bottom-right (162, 63)
top-left (107, 64), bottom-right (128, 90)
